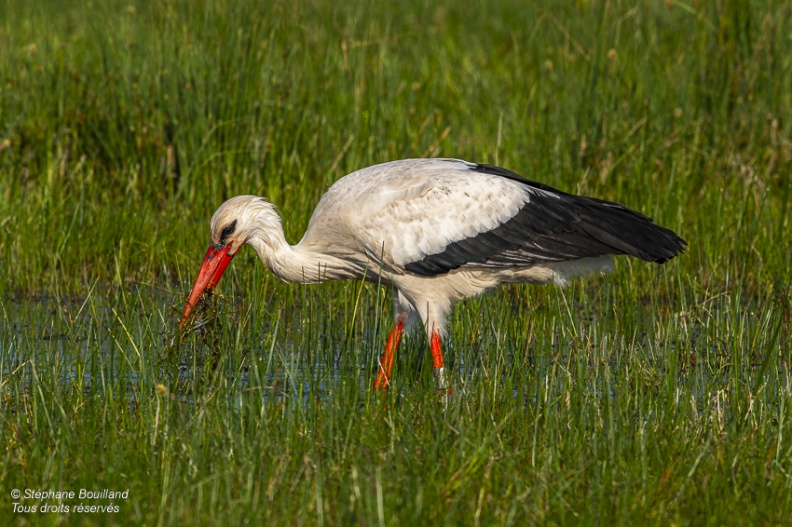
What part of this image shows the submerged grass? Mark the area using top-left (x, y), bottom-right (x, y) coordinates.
top-left (1, 0), bottom-right (792, 525)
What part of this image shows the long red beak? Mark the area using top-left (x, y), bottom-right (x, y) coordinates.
top-left (179, 243), bottom-right (235, 327)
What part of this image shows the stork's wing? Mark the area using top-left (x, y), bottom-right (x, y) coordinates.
top-left (406, 164), bottom-right (686, 276)
top-left (320, 159), bottom-right (686, 277)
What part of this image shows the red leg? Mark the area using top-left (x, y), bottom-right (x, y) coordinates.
top-left (373, 320), bottom-right (404, 390)
top-left (430, 331), bottom-right (450, 390)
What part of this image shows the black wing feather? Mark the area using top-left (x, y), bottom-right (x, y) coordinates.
top-left (403, 163), bottom-right (687, 277)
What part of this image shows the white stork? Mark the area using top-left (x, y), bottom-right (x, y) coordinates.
top-left (180, 158), bottom-right (686, 389)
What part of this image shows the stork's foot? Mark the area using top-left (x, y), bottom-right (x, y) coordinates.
top-left (430, 331), bottom-right (451, 394)
top-left (372, 376), bottom-right (389, 391)
top-left (373, 319), bottom-right (406, 391)
top-left (434, 367), bottom-right (449, 389)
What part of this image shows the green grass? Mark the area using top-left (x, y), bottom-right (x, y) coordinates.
top-left (2, 0), bottom-right (792, 525)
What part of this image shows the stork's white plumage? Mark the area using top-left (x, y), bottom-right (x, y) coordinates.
top-left (180, 158), bottom-right (686, 389)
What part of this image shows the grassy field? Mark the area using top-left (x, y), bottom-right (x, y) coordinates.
top-left (2, 0), bottom-right (791, 524)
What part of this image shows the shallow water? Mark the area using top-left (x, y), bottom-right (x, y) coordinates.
top-left (2, 288), bottom-right (786, 418)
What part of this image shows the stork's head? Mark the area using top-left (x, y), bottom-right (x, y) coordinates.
top-left (180, 195), bottom-right (279, 327)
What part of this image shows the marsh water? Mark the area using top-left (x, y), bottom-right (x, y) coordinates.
top-left (4, 286), bottom-right (773, 417)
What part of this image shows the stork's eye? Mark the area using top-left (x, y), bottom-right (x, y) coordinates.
top-left (221, 221), bottom-right (237, 238)
top-left (218, 220), bottom-right (237, 246)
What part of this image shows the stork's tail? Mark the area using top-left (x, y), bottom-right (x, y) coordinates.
top-left (573, 196), bottom-right (686, 264)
